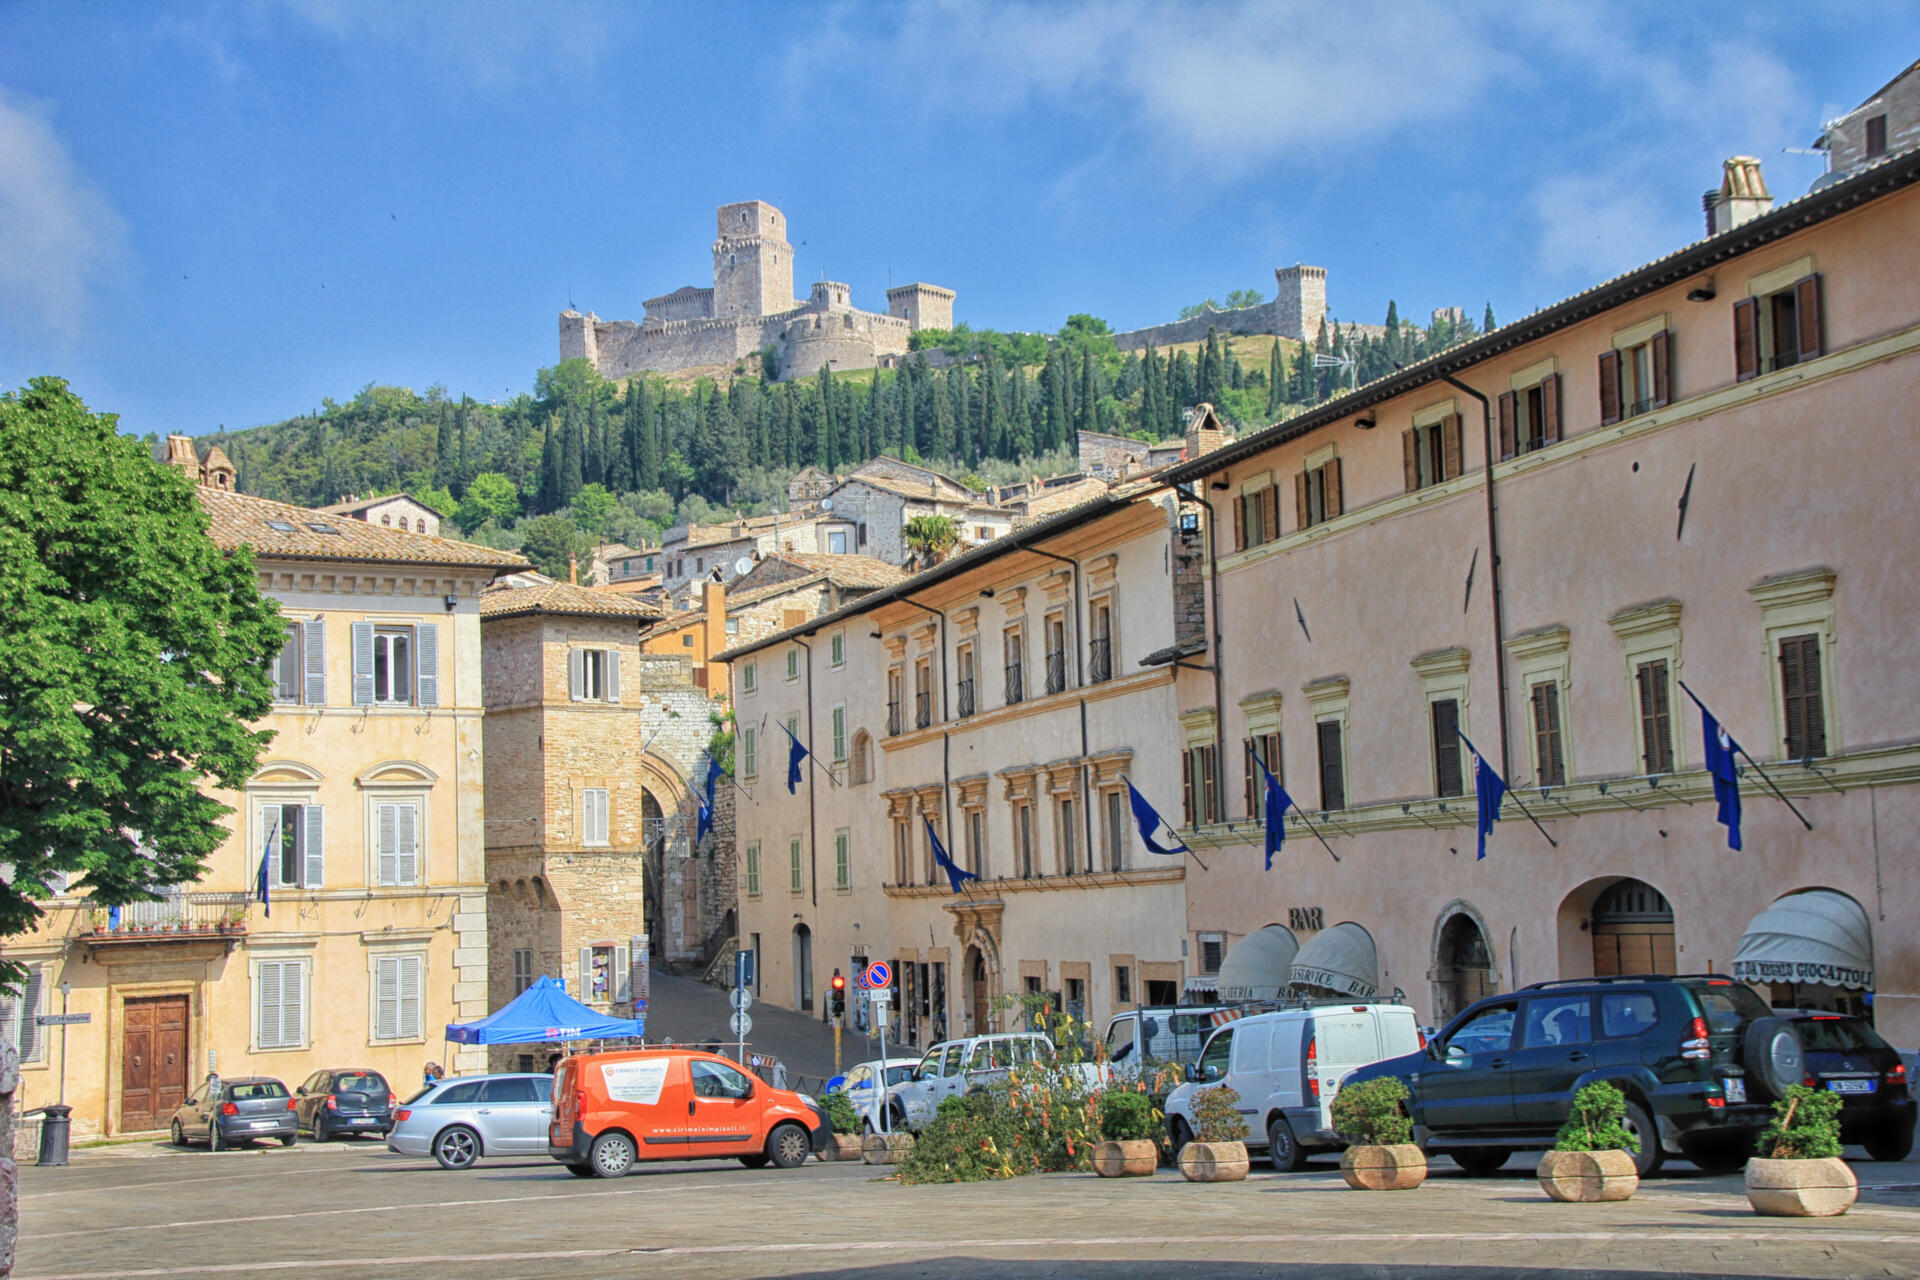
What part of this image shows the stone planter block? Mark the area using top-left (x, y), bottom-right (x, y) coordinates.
top-left (1537, 1149), bottom-right (1639, 1202)
top-left (1178, 1140), bottom-right (1249, 1182)
top-left (862, 1132), bottom-right (915, 1166)
top-left (1340, 1143), bottom-right (1428, 1191)
top-left (818, 1134), bottom-right (864, 1162)
top-left (1745, 1156), bottom-right (1858, 1217)
top-left (1093, 1139), bottom-right (1159, 1177)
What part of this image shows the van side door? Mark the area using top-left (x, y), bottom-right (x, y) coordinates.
top-left (1227, 1021), bottom-right (1269, 1133)
top-left (685, 1058), bottom-right (761, 1156)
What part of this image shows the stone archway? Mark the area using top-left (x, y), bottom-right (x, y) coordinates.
top-left (960, 929), bottom-right (1002, 1035)
top-left (1430, 906), bottom-right (1496, 1027)
top-left (1560, 877), bottom-right (1675, 980)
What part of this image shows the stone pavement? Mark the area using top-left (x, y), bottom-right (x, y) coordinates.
top-left (12, 1139), bottom-right (1920, 1280)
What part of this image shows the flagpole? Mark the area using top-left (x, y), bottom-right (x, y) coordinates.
top-left (1503, 791), bottom-right (1559, 849)
top-left (1290, 810), bottom-right (1341, 863)
top-left (1676, 680), bottom-right (1813, 832)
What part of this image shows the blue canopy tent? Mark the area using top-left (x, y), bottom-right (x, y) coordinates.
top-left (444, 975), bottom-right (645, 1045)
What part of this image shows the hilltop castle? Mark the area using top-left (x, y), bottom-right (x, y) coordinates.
top-left (560, 201), bottom-right (954, 382)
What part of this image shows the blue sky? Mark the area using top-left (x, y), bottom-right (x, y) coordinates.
top-left (0, 2), bottom-right (1909, 436)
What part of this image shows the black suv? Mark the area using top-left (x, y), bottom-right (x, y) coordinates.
top-left (1341, 974), bottom-right (1808, 1176)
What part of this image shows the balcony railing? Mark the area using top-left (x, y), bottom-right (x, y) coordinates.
top-left (956, 677), bottom-right (976, 718)
top-left (82, 891), bottom-right (251, 939)
top-left (1004, 663), bottom-right (1024, 706)
top-left (1044, 650), bottom-right (1067, 696)
top-left (1088, 637), bottom-right (1112, 684)
top-left (887, 700), bottom-right (903, 737)
top-left (915, 690), bottom-right (933, 730)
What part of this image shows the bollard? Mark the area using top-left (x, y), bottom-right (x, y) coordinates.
top-left (36, 1105), bottom-right (71, 1168)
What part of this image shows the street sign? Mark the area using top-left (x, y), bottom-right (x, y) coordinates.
top-left (729, 1011), bottom-right (752, 1037)
top-left (868, 989), bottom-right (889, 1012)
top-left (854, 968), bottom-right (871, 990)
top-left (862, 961), bottom-right (892, 990)
top-left (729, 989), bottom-right (753, 1013)
top-left (34, 1013), bottom-right (90, 1027)
top-left (735, 949), bottom-right (755, 991)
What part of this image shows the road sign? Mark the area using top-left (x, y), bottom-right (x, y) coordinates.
top-left (854, 968), bottom-right (870, 991)
top-left (729, 989), bottom-right (753, 1013)
top-left (729, 1011), bottom-right (752, 1037)
top-left (735, 949), bottom-right (755, 990)
top-left (868, 989), bottom-right (889, 1011)
top-left (862, 961), bottom-right (892, 990)
top-left (35, 1013), bottom-right (90, 1027)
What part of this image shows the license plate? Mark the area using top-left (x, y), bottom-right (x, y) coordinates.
top-left (1828, 1079), bottom-right (1875, 1095)
top-left (250, 1120), bottom-right (278, 1128)
top-left (350, 1117), bottom-right (377, 1125)
top-left (1723, 1078), bottom-right (1747, 1104)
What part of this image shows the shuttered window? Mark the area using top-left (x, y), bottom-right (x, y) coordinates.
top-left (0, 964), bottom-right (47, 1064)
top-left (1499, 375), bottom-right (1562, 459)
top-left (740, 726), bottom-right (758, 781)
top-left (513, 949), bottom-right (535, 995)
top-left (256, 959), bottom-right (306, 1050)
top-left (1530, 681), bottom-right (1567, 787)
top-left (1236, 483), bottom-right (1280, 549)
top-left (741, 661), bottom-right (757, 694)
top-left (1736, 275), bottom-right (1823, 380)
top-left (744, 844), bottom-right (760, 897)
top-left (1294, 458), bottom-right (1343, 529)
top-left (1316, 720), bottom-right (1346, 811)
top-left (263, 804), bottom-right (322, 889)
top-left (789, 839), bottom-right (803, 893)
top-left (1779, 634), bottom-right (1828, 760)
top-left (581, 789), bottom-right (610, 847)
top-left (1243, 731), bottom-right (1282, 815)
top-left (1430, 699), bottom-right (1464, 798)
top-left (1601, 333), bottom-right (1672, 424)
top-left (1183, 744), bottom-right (1218, 826)
top-left (373, 954), bottom-right (423, 1041)
top-left (274, 624), bottom-right (302, 702)
top-left (376, 802), bottom-right (419, 885)
top-left (835, 830), bottom-right (850, 890)
top-left (1402, 415), bottom-right (1463, 491)
top-left (1635, 660), bottom-right (1674, 775)
top-left (569, 649), bottom-right (620, 702)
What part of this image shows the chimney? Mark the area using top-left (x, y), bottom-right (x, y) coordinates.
top-left (164, 434), bottom-right (199, 476)
top-left (569, 553), bottom-right (578, 585)
top-left (1708, 156), bottom-right (1772, 235)
top-left (1185, 403), bottom-right (1227, 461)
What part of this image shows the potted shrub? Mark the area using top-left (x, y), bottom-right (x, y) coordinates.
top-left (1746, 1084), bottom-right (1856, 1217)
top-left (817, 1092), bottom-right (864, 1162)
top-left (1332, 1077), bottom-right (1426, 1191)
top-left (1092, 1089), bottom-right (1160, 1177)
top-left (1538, 1083), bottom-right (1640, 1201)
top-left (1178, 1085), bottom-right (1249, 1182)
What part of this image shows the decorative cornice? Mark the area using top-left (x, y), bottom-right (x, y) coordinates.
top-left (1748, 566), bottom-right (1837, 611)
top-left (1409, 646), bottom-right (1471, 679)
top-left (1608, 599), bottom-right (1683, 641)
top-left (1506, 624), bottom-right (1572, 661)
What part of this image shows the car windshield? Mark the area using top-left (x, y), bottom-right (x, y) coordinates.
top-left (333, 1073), bottom-right (387, 1095)
top-left (1797, 1017), bottom-right (1889, 1053)
top-left (229, 1082), bottom-right (286, 1100)
top-left (1683, 981), bottom-right (1772, 1032)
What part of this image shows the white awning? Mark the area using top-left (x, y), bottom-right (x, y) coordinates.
top-left (1287, 922), bottom-right (1379, 998)
top-left (1215, 925), bottom-right (1300, 1002)
top-left (1182, 973), bottom-right (1220, 995)
top-left (1732, 890), bottom-right (1874, 990)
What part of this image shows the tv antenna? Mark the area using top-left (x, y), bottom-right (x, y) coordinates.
top-left (1313, 349), bottom-right (1358, 393)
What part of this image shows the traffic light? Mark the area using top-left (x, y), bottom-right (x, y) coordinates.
top-left (830, 970), bottom-right (847, 1019)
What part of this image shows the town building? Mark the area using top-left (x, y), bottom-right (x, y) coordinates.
top-left (1814, 57), bottom-right (1919, 185)
top-left (658, 511), bottom-right (827, 597)
top-left (1159, 149), bottom-right (1920, 1049)
top-left (817, 457), bottom-right (1013, 567)
top-left (317, 493), bottom-right (444, 538)
top-left (1, 447), bottom-right (527, 1138)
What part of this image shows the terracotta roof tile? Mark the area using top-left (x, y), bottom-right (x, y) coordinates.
top-left (757, 552), bottom-right (909, 589)
top-left (480, 581), bottom-right (660, 621)
top-left (201, 489), bottom-right (528, 571)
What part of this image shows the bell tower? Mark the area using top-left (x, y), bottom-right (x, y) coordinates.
top-left (712, 201), bottom-right (795, 319)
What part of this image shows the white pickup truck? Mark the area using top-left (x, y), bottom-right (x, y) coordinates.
top-left (885, 1032), bottom-right (1111, 1131)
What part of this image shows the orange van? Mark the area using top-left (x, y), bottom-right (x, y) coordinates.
top-left (548, 1048), bottom-right (829, 1178)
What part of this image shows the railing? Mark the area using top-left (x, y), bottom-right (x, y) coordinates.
top-left (956, 677), bottom-right (975, 718)
top-left (915, 690), bottom-right (933, 730)
top-left (1088, 637), bottom-right (1112, 684)
top-left (887, 700), bottom-right (903, 737)
top-left (1004, 663), bottom-right (1024, 706)
top-left (1044, 650), bottom-right (1067, 696)
top-left (83, 891), bottom-right (251, 937)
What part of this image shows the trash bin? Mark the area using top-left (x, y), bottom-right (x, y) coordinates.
top-left (36, 1104), bottom-right (71, 1167)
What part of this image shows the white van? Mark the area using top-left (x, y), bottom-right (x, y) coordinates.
top-left (1162, 1003), bottom-right (1422, 1171)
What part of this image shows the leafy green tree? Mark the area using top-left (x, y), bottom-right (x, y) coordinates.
top-left (0, 379), bottom-right (285, 975)
top-left (904, 514), bottom-right (963, 566)
top-left (571, 483), bottom-right (618, 539)
top-left (560, 411), bottom-right (585, 506)
top-left (413, 485), bottom-right (457, 519)
top-left (517, 514), bottom-right (586, 579)
top-left (535, 358), bottom-right (602, 409)
top-left (1223, 287), bottom-right (1266, 310)
top-left (453, 471), bottom-right (519, 534)
top-left (1483, 301), bottom-right (1498, 333)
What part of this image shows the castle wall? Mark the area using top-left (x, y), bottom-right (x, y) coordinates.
top-left (777, 309), bottom-right (912, 380)
top-left (1111, 302), bottom-right (1279, 353)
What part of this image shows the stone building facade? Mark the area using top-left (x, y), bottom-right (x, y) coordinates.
top-left (560, 201), bottom-right (954, 382)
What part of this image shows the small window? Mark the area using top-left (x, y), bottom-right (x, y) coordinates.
top-left (740, 726), bottom-right (758, 782)
top-left (1235, 482), bottom-right (1280, 549)
top-left (274, 623), bottom-right (303, 703)
top-left (1531, 682), bottom-right (1566, 787)
top-left (1779, 634), bottom-right (1827, 760)
top-left (372, 626), bottom-right (414, 705)
top-left (1316, 720), bottom-right (1346, 811)
top-left (1243, 731), bottom-right (1282, 815)
top-left (1598, 992), bottom-right (1658, 1038)
top-left (266, 520), bottom-right (297, 533)
top-left (1403, 415), bottom-right (1464, 492)
top-left (381, 514), bottom-right (392, 526)
top-left (786, 649), bottom-right (800, 682)
top-left (691, 1060), bottom-right (754, 1099)
top-left (480, 1077), bottom-right (537, 1103)
top-left (1523, 995), bottom-right (1593, 1048)
top-left (1865, 113), bottom-right (1888, 159)
top-left (1181, 745), bottom-right (1219, 826)
top-left (1295, 457), bottom-right (1344, 529)
top-left (1735, 275), bottom-right (1822, 380)
top-left (834, 830), bottom-right (850, 890)
top-left (1498, 375), bottom-right (1562, 459)
top-left (375, 801), bottom-right (420, 886)
top-left (372, 954), bottom-right (424, 1041)
top-left (826, 529), bottom-right (849, 554)
top-left (513, 948), bottom-right (535, 995)
top-left (745, 844), bottom-right (761, 897)
top-left (435, 1080), bottom-right (483, 1105)
top-left (829, 631), bottom-right (845, 668)
top-left (830, 704), bottom-right (847, 762)
top-left (307, 523), bottom-right (342, 535)
top-left (1198, 932), bottom-right (1225, 974)
top-left (789, 839), bottom-right (803, 893)
top-left (1601, 333), bottom-right (1671, 423)
top-left (1114, 964), bottom-right (1132, 1005)
top-left (741, 661), bottom-right (757, 695)
top-left (1430, 699), bottom-right (1463, 798)
top-left (573, 649), bottom-right (615, 702)
top-left (1635, 660), bottom-right (1674, 774)
top-left (581, 789), bottom-right (610, 847)
top-left (255, 959), bottom-right (306, 1050)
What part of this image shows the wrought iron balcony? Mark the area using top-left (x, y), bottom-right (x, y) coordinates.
top-left (887, 700), bottom-right (903, 737)
top-left (81, 891), bottom-right (250, 948)
top-left (915, 690), bottom-right (933, 730)
top-left (1004, 663), bottom-right (1024, 706)
top-left (1044, 650), bottom-right (1068, 696)
top-left (1088, 637), bottom-right (1112, 684)
top-left (956, 677), bottom-right (976, 718)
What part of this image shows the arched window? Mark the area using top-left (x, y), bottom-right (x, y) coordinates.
top-left (1591, 878), bottom-right (1674, 976)
top-left (850, 731), bottom-right (873, 785)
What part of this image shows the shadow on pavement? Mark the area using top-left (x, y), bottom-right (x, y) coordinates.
top-left (773, 1261), bottom-right (1792, 1280)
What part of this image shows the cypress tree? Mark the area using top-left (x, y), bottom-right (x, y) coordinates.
top-left (536, 419), bottom-right (563, 513)
top-left (632, 381), bottom-right (660, 491)
top-left (1267, 342), bottom-right (1285, 415)
top-left (931, 369), bottom-right (957, 462)
top-left (1007, 364), bottom-right (1034, 459)
top-left (560, 409), bottom-right (585, 506)
top-left (1483, 302), bottom-right (1497, 333)
top-left (433, 404), bottom-right (455, 488)
top-left (1077, 347), bottom-right (1098, 436)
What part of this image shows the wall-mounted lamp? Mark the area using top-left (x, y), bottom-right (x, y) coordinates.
top-left (980, 587), bottom-right (995, 598)
top-left (869, 630), bottom-right (883, 639)
top-left (1208, 479), bottom-right (1231, 491)
top-left (1355, 412), bottom-right (1377, 430)
top-left (1686, 282), bottom-right (1718, 302)
top-left (443, 593), bottom-right (459, 612)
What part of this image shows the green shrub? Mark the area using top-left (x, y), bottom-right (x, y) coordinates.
top-left (1552, 1082), bottom-right (1640, 1153)
top-left (1193, 1084), bottom-right (1249, 1144)
top-left (1331, 1077), bottom-right (1414, 1146)
top-left (1756, 1084), bottom-right (1844, 1160)
top-left (898, 1088), bottom-right (1022, 1184)
top-left (1096, 1089), bottom-right (1160, 1142)
top-left (822, 1090), bottom-right (861, 1136)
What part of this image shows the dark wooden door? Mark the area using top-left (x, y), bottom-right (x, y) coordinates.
top-left (122, 996), bottom-right (189, 1132)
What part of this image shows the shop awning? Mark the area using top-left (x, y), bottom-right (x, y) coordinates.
top-left (1732, 890), bottom-right (1874, 990)
top-left (1288, 922), bottom-right (1379, 998)
top-left (1182, 974), bottom-right (1220, 996)
top-left (1215, 925), bottom-right (1300, 1002)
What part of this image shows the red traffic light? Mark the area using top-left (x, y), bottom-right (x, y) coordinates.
top-left (830, 973), bottom-right (847, 991)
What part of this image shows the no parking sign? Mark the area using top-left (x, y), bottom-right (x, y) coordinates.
top-left (860, 961), bottom-right (891, 991)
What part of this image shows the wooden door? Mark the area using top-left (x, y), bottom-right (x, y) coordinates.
top-left (121, 996), bottom-right (189, 1133)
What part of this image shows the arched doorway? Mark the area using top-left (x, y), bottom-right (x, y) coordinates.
top-left (965, 946), bottom-right (989, 1035)
top-left (1591, 878), bottom-right (1675, 976)
top-left (1433, 912), bottom-right (1495, 1025)
top-left (792, 924), bottom-right (814, 1012)
top-left (641, 789), bottom-right (667, 957)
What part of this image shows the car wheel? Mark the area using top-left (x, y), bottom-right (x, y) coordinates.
top-left (563, 1163), bottom-right (596, 1178)
top-left (588, 1131), bottom-right (636, 1179)
top-left (433, 1125), bottom-right (481, 1171)
top-left (739, 1153), bottom-right (772, 1168)
top-left (766, 1122), bottom-right (811, 1170)
top-left (1741, 1018), bottom-right (1806, 1103)
top-left (170, 1119), bottom-right (187, 1148)
top-left (1620, 1098), bottom-right (1664, 1177)
top-left (1267, 1116), bottom-right (1305, 1172)
top-left (1448, 1148), bottom-right (1511, 1177)
top-left (888, 1099), bottom-right (909, 1131)
top-left (1865, 1127), bottom-right (1915, 1162)
top-left (1682, 1138), bottom-right (1749, 1175)
top-left (279, 1134), bottom-right (296, 1147)
top-left (1169, 1117), bottom-right (1194, 1157)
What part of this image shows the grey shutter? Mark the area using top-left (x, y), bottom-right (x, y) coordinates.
top-left (399, 955), bottom-right (422, 1039)
top-left (257, 962), bottom-right (282, 1050)
top-left (569, 650), bottom-right (585, 701)
top-left (614, 943), bottom-right (631, 1002)
top-left (351, 622), bottom-right (375, 705)
top-left (303, 617), bottom-right (327, 705)
top-left (303, 804), bottom-right (324, 888)
top-left (606, 651), bottom-right (621, 703)
top-left (260, 804), bottom-right (282, 885)
top-left (578, 947), bottom-right (594, 1001)
top-left (378, 804), bottom-right (398, 885)
top-left (18, 966), bottom-right (43, 1063)
top-left (375, 958), bottom-right (399, 1040)
top-left (282, 961), bottom-right (304, 1048)
top-left (415, 623), bottom-right (439, 707)
top-left (397, 803), bottom-right (418, 885)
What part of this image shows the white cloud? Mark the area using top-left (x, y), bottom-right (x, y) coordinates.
top-left (282, 0), bottom-right (627, 92)
top-left (0, 89), bottom-right (128, 346)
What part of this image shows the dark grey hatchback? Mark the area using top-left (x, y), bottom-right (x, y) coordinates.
top-left (293, 1069), bottom-right (396, 1141)
top-left (169, 1077), bottom-right (298, 1149)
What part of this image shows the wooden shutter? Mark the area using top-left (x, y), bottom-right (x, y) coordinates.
top-left (396, 803), bottom-right (417, 885)
top-left (259, 803), bottom-right (282, 884)
top-left (376, 957), bottom-right (399, 1040)
top-left (1402, 428), bottom-right (1421, 492)
top-left (606, 651), bottom-right (621, 703)
top-left (378, 803), bottom-right (399, 885)
top-left (303, 618), bottom-right (327, 705)
top-left (1260, 485), bottom-right (1280, 543)
top-left (1324, 458), bottom-right (1343, 518)
top-left (1532, 682), bottom-right (1565, 787)
top-left (1231, 493), bottom-right (1246, 550)
top-left (303, 804), bottom-right (324, 888)
top-left (1636, 661), bottom-right (1673, 774)
top-left (1649, 330), bottom-right (1672, 408)
top-left (1442, 414), bottom-right (1463, 480)
top-left (351, 622), bottom-right (375, 705)
top-left (577, 947), bottom-right (594, 1001)
top-left (1316, 720), bottom-right (1345, 811)
top-left (1780, 634), bottom-right (1827, 759)
top-left (1294, 470), bottom-right (1309, 531)
top-left (257, 962), bottom-right (282, 1049)
top-left (1243, 738), bottom-right (1257, 816)
top-left (1598, 350), bottom-right (1623, 425)
top-left (614, 943), bottom-right (631, 1002)
top-left (1181, 749), bottom-right (1195, 827)
top-left (1794, 274), bottom-right (1823, 361)
top-left (399, 955), bottom-right (422, 1039)
top-left (1199, 745), bottom-right (1218, 823)
top-left (1497, 392), bottom-right (1518, 459)
top-left (1733, 297), bottom-right (1760, 381)
top-left (414, 623), bottom-right (438, 707)
top-left (1540, 373), bottom-right (1561, 444)
top-left (1431, 699), bottom-right (1463, 797)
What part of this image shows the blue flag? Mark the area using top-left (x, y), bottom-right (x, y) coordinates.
top-left (780, 721), bottom-right (809, 795)
top-left (696, 756), bottom-right (724, 844)
top-left (1458, 731), bottom-right (1506, 861)
top-left (107, 904), bottom-right (122, 931)
top-left (1254, 756), bottom-right (1293, 872)
top-left (257, 821), bottom-right (275, 919)
top-left (1125, 777), bottom-right (1190, 856)
top-left (924, 817), bottom-right (980, 894)
top-left (1700, 704), bottom-right (1744, 851)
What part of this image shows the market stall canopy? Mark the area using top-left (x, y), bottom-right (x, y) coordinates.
top-left (1288, 922), bottom-right (1379, 998)
top-left (1216, 925), bottom-right (1300, 1002)
top-left (1731, 890), bottom-right (1873, 990)
top-left (445, 975), bottom-right (646, 1044)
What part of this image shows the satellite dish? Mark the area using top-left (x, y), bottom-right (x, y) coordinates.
top-left (732, 557), bottom-right (754, 577)
top-left (819, 497), bottom-right (834, 512)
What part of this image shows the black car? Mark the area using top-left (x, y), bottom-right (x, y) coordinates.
top-left (1340, 974), bottom-right (1806, 1176)
top-left (1785, 1011), bottom-right (1914, 1161)
top-left (169, 1076), bottom-right (297, 1149)
top-left (294, 1068), bottom-right (398, 1140)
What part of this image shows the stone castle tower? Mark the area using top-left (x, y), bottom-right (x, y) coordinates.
top-left (712, 201), bottom-right (794, 320)
top-left (1273, 264), bottom-right (1328, 342)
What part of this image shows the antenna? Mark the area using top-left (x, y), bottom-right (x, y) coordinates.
top-left (1312, 349), bottom-right (1359, 392)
